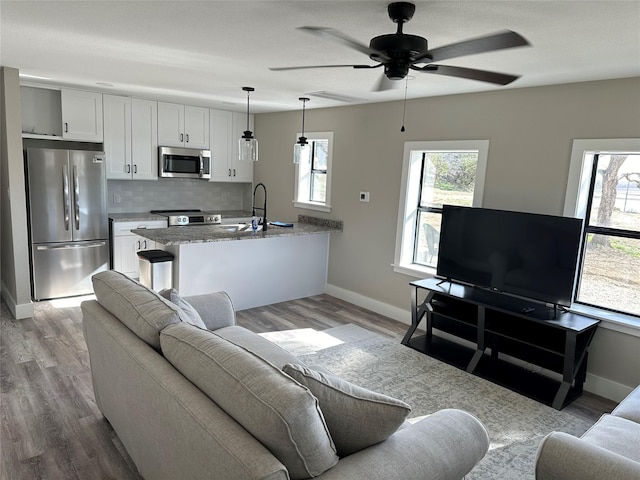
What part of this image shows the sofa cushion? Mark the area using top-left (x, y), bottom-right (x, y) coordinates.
top-left (611, 385), bottom-right (640, 423)
top-left (581, 414), bottom-right (640, 462)
top-left (92, 270), bottom-right (184, 350)
top-left (215, 325), bottom-right (305, 369)
top-left (160, 323), bottom-right (339, 479)
top-left (283, 363), bottom-right (411, 457)
top-left (159, 288), bottom-right (206, 329)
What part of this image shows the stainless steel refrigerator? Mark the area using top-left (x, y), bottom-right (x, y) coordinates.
top-left (26, 147), bottom-right (109, 300)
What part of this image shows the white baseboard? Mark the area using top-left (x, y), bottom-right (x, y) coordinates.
top-left (585, 373), bottom-right (634, 403)
top-left (1, 281), bottom-right (34, 319)
top-left (324, 283), bottom-right (631, 404)
top-left (325, 284), bottom-right (411, 325)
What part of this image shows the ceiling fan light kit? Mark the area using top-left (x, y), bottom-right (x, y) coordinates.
top-left (270, 2), bottom-right (531, 91)
top-left (239, 86), bottom-right (258, 162)
top-left (293, 97), bottom-right (310, 164)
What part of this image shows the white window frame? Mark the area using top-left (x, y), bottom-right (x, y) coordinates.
top-left (564, 138), bottom-right (640, 334)
top-left (393, 140), bottom-right (489, 278)
top-left (293, 131), bottom-right (333, 212)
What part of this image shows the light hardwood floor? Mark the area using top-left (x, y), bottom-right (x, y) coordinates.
top-left (1, 294), bottom-right (617, 480)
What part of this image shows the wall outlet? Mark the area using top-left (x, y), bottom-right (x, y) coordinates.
top-left (359, 191), bottom-right (370, 202)
top-left (113, 194), bottom-right (122, 204)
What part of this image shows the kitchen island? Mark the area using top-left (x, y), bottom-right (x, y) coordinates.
top-left (132, 216), bottom-right (342, 310)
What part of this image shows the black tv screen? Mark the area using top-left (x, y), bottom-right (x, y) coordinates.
top-left (436, 206), bottom-right (583, 307)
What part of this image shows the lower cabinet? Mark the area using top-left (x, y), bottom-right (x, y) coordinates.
top-left (111, 220), bottom-right (166, 279)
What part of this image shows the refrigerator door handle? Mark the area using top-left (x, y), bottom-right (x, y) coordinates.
top-left (62, 164), bottom-right (70, 231)
top-left (36, 241), bottom-right (107, 251)
top-left (73, 165), bottom-right (80, 230)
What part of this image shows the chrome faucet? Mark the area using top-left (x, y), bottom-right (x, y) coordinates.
top-left (252, 183), bottom-right (267, 232)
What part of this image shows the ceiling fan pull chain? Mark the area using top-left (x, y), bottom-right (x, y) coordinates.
top-left (400, 76), bottom-right (409, 132)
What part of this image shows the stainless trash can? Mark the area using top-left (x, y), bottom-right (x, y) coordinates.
top-left (137, 250), bottom-right (174, 291)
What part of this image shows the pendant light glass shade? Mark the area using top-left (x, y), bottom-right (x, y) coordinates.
top-left (240, 135), bottom-right (258, 162)
top-left (239, 87), bottom-right (258, 162)
top-left (293, 140), bottom-right (310, 164)
top-left (293, 97), bottom-right (310, 164)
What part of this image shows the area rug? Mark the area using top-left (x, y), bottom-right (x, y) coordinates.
top-left (261, 324), bottom-right (593, 480)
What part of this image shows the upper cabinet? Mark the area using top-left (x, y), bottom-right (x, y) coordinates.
top-left (21, 86), bottom-right (103, 142)
top-left (131, 98), bottom-right (158, 180)
top-left (61, 89), bottom-right (103, 142)
top-left (157, 102), bottom-right (209, 149)
top-left (103, 95), bottom-right (157, 180)
top-left (103, 95), bottom-right (131, 180)
top-left (209, 109), bottom-right (253, 183)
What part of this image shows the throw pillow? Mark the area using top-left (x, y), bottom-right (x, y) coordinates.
top-left (160, 324), bottom-right (339, 479)
top-left (283, 363), bottom-right (411, 457)
top-left (92, 270), bottom-right (182, 350)
top-left (159, 288), bottom-right (207, 329)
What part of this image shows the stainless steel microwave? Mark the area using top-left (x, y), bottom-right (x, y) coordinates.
top-left (158, 146), bottom-right (211, 179)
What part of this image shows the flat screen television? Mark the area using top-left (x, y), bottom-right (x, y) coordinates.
top-left (436, 206), bottom-right (583, 308)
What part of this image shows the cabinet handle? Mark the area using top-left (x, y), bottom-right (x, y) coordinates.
top-left (64, 122), bottom-right (68, 133)
top-left (228, 168), bottom-right (231, 177)
top-left (136, 240), bottom-right (141, 250)
top-left (180, 133), bottom-right (184, 142)
top-left (233, 168), bottom-right (236, 177)
top-left (186, 134), bottom-right (189, 143)
top-left (126, 164), bottom-right (131, 174)
top-left (134, 164), bottom-right (137, 174)
top-left (143, 240), bottom-right (148, 249)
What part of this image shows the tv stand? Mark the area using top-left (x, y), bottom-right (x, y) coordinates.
top-left (402, 278), bottom-right (600, 410)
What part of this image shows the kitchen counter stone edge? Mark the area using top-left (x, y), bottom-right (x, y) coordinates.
top-left (131, 216), bottom-right (343, 246)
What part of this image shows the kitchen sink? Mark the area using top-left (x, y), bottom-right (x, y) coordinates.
top-left (217, 223), bottom-right (262, 233)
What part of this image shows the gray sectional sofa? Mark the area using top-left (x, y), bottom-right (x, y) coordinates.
top-left (535, 385), bottom-right (640, 479)
top-left (81, 270), bottom-right (490, 480)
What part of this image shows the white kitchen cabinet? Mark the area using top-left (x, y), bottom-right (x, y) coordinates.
top-left (111, 220), bottom-right (167, 278)
top-left (103, 95), bottom-right (132, 180)
top-left (131, 98), bottom-right (158, 180)
top-left (157, 102), bottom-right (209, 149)
top-left (209, 109), bottom-right (253, 183)
top-left (104, 96), bottom-right (157, 180)
top-left (21, 85), bottom-right (102, 142)
top-left (209, 109), bottom-right (233, 182)
top-left (184, 105), bottom-right (209, 148)
top-left (61, 88), bottom-right (103, 142)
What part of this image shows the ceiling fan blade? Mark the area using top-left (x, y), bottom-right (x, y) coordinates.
top-left (298, 26), bottom-right (391, 62)
top-left (414, 30), bottom-right (530, 64)
top-left (269, 64), bottom-right (379, 72)
top-left (415, 64), bottom-right (520, 85)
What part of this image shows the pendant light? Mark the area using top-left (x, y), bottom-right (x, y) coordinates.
top-left (293, 97), bottom-right (310, 164)
top-left (239, 86), bottom-right (258, 161)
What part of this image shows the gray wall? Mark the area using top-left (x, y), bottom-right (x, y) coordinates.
top-left (254, 77), bottom-right (640, 401)
top-left (1, 67), bottom-right (33, 318)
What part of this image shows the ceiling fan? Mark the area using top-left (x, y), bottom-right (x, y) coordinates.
top-left (270, 2), bottom-right (530, 91)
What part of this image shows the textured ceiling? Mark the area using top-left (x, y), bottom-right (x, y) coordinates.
top-left (2, 0), bottom-right (639, 113)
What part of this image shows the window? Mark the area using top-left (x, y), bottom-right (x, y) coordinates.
top-left (565, 139), bottom-right (640, 319)
top-left (294, 132), bottom-right (333, 212)
top-left (394, 140), bottom-right (488, 278)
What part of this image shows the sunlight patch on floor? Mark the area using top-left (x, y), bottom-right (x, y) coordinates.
top-left (259, 328), bottom-right (344, 355)
top-left (47, 294), bottom-right (96, 309)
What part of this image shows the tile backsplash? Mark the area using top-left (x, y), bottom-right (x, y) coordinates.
top-left (108, 178), bottom-right (253, 213)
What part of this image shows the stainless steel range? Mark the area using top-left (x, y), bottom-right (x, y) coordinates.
top-left (151, 209), bottom-right (222, 227)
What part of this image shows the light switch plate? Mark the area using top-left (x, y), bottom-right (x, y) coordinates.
top-left (359, 191), bottom-right (370, 202)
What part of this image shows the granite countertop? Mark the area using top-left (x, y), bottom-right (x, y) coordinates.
top-left (109, 210), bottom-right (253, 223)
top-left (132, 216), bottom-right (343, 246)
top-left (109, 212), bottom-right (167, 222)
